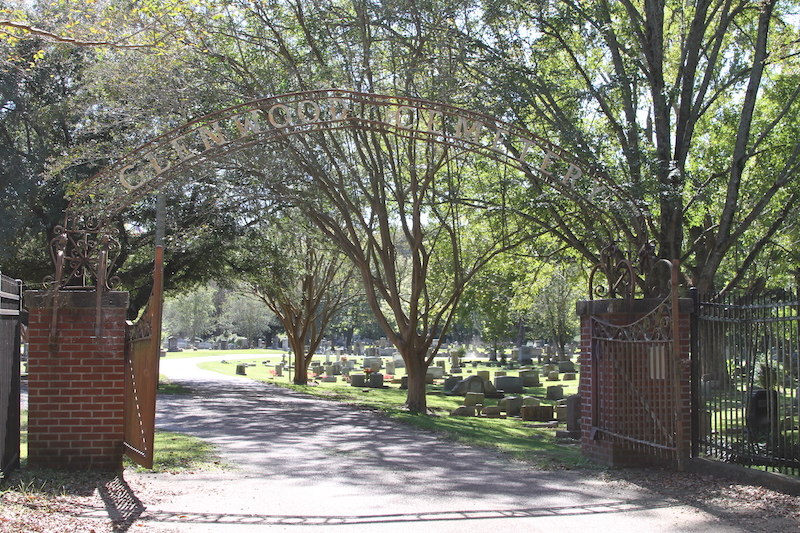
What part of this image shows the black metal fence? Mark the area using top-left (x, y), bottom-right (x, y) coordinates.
top-left (0, 273), bottom-right (22, 476)
top-left (693, 289), bottom-right (800, 476)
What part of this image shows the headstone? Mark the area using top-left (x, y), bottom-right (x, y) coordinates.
top-left (450, 366), bottom-right (462, 374)
top-left (546, 385), bottom-right (564, 400)
top-left (503, 396), bottom-right (524, 417)
top-left (481, 406), bottom-right (504, 418)
top-left (555, 403), bottom-right (567, 421)
top-left (559, 361), bottom-right (576, 373)
top-left (274, 365), bottom-right (283, 377)
top-left (519, 370), bottom-right (540, 387)
top-left (450, 405), bottom-right (476, 417)
top-left (325, 364), bottom-right (334, 375)
top-left (350, 373), bottom-right (366, 387)
top-left (449, 375), bottom-right (504, 398)
top-left (321, 376), bottom-right (337, 383)
top-left (521, 405), bottom-right (552, 422)
top-left (236, 364), bottom-right (247, 375)
top-left (523, 396), bottom-right (540, 406)
top-left (364, 356), bottom-right (382, 369)
top-left (368, 372), bottom-right (384, 388)
top-left (450, 351), bottom-right (460, 367)
top-left (427, 366), bottom-right (445, 379)
top-left (495, 370), bottom-right (507, 377)
top-left (565, 393), bottom-right (582, 437)
top-left (547, 371), bottom-right (560, 381)
top-left (393, 352), bottom-right (405, 368)
top-left (332, 363), bottom-right (342, 375)
top-left (167, 336), bottom-right (179, 352)
top-left (563, 372), bottom-right (577, 381)
top-left (464, 392), bottom-right (485, 406)
top-left (495, 375), bottom-right (524, 393)
top-left (443, 375), bottom-right (461, 391)
top-left (400, 375), bottom-right (408, 389)
top-left (477, 370), bottom-right (490, 381)
top-left (436, 360), bottom-right (446, 368)
top-left (543, 364), bottom-right (556, 373)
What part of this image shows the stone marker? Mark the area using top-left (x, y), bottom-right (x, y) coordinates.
top-left (442, 375), bottom-right (461, 391)
top-left (450, 405), bottom-right (476, 417)
top-left (236, 364), bottom-right (247, 375)
top-left (503, 395), bottom-right (524, 417)
top-left (523, 396), bottom-right (540, 406)
top-left (546, 385), bottom-right (564, 400)
top-left (368, 372), bottom-right (384, 388)
top-left (547, 371), bottom-right (560, 381)
top-left (521, 405), bottom-right (553, 422)
top-left (495, 370), bottom-right (507, 377)
top-left (274, 365), bottom-right (283, 377)
top-left (321, 376), bottom-right (337, 383)
top-left (481, 406), bottom-right (504, 418)
top-left (350, 373), bottom-right (366, 387)
top-left (400, 375), bottom-right (408, 389)
top-left (464, 392), bottom-right (485, 406)
top-left (495, 375), bottom-right (524, 393)
top-left (555, 404), bottom-right (567, 421)
top-left (477, 370), bottom-right (490, 381)
top-left (386, 361), bottom-right (395, 375)
top-left (559, 361), bottom-right (576, 373)
top-left (563, 372), bottom-right (577, 381)
top-left (427, 366), bottom-right (445, 379)
top-left (519, 370), bottom-right (540, 387)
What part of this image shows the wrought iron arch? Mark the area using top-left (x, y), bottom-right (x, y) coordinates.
top-left (48, 89), bottom-right (641, 290)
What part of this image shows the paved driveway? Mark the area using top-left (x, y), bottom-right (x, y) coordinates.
top-left (123, 355), bottom-right (761, 532)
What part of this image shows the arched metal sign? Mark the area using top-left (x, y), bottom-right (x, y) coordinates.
top-left (51, 89), bottom-right (630, 288)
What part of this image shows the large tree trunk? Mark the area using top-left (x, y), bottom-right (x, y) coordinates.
top-left (292, 345), bottom-right (311, 385)
top-left (403, 349), bottom-right (429, 413)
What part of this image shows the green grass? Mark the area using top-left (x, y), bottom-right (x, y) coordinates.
top-left (160, 348), bottom-right (286, 359)
top-left (198, 357), bottom-right (586, 469)
top-left (125, 429), bottom-right (224, 473)
top-left (158, 374), bottom-right (193, 394)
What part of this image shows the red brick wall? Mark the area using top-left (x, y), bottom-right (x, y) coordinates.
top-left (25, 290), bottom-right (129, 471)
top-left (577, 298), bottom-right (692, 469)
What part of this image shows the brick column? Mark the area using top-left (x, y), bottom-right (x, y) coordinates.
top-left (25, 290), bottom-right (129, 471)
top-left (577, 298), bottom-right (692, 468)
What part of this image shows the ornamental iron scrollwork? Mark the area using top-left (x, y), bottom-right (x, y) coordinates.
top-left (43, 216), bottom-right (121, 290)
top-left (589, 242), bottom-right (673, 300)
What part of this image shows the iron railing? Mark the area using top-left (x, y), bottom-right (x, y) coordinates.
top-left (694, 289), bottom-right (800, 476)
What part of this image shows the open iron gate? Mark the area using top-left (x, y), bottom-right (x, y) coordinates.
top-left (123, 246), bottom-right (163, 469)
top-left (589, 260), bottom-right (685, 467)
top-left (0, 273), bottom-right (21, 475)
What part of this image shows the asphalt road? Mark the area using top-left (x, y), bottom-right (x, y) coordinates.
top-left (120, 355), bottom-right (769, 532)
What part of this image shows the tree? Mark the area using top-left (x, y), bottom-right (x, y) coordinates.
top-left (236, 214), bottom-right (358, 385)
top-left (220, 292), bottom-right (276, 346)
top-left (474, 1), bottom-right (800, 294)
top-left (162, 284), bottom-right (217, 342)
top-left (250, 123), bottom-right (529, 412)
top-left (522, 263), bottom-right (582, 361)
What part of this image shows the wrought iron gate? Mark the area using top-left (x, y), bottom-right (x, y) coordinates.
top-left (589, 259), bottom-right (685, 467)
top-left (0, 273), bottom-right (22, 475)
top-left (123, 246), bottom-right (163, 469)
top-left (694, 289), bottom-right (800, 476)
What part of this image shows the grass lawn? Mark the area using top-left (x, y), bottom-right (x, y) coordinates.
top-left (195, 354), bottom-right (587, 470)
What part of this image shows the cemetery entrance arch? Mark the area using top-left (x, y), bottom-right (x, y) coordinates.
top-left (43, 89), bottom-right (661, 468)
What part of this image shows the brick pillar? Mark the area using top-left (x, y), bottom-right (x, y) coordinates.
top-left (576, 298), bottom-right (692, 469)
top-left (25, 290), bottom-right (129, 471)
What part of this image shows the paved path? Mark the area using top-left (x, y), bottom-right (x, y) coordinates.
top-left (126, 355), bottom-right (750, 532)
